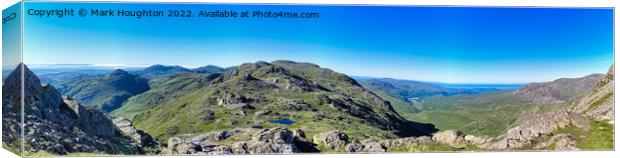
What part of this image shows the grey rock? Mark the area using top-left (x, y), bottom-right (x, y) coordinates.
top-left (112, 117), bottom-right (156, 147)
top-left (217, 93), bottom-right (250, 109)
top-left (252, 128), bottom-right (295, 144)
top-left (533, 133), bottom-right (578, 150)
top-left (432, 130), bottom-right (465, 148)
top-left (312, 130), bottom-right (350, 150)
top-left (165, 128), bottom-right (302, 155)
top-left (2, 64), bottom-right (139, 155)
top-left (464, 135), bottom-right (491, 145)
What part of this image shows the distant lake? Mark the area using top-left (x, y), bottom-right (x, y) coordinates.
top-left (269, 119), bottom-right (295, 125)
top-left (437, 83), bottom-right (523, 90)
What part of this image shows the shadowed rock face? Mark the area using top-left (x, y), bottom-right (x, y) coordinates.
top-left (2, 64), bottom-right (140, 155)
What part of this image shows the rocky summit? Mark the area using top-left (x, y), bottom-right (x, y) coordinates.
top-left (2, 64), bottom-right (142, 155)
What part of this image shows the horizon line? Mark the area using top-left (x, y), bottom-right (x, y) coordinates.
top-left (4, 62), bottom-right (610, 85)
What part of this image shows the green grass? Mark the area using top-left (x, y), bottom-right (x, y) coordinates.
top-left (25, 151), bottom-right (56, 157)
top-left (403, 104), bottom-right (540, 137)
top-left (368, 88), bottom-right (420, 113)
top-left (555, 119), bottom-right (614, 150)
top-left (388, 142), bottom-right (479, 152)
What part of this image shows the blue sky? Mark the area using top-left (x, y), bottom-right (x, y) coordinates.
top-left (21, 2), bottom-right (614, 84)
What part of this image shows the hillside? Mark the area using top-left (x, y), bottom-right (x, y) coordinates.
top-left (2, 64), bottom-right (141, 155)
top-left (513, 74), bottom-right (604, 104)
top-left (479, 64), bottom-right (614, 150)
top-left (131, 61), bottom-right (437, 141)
top-left (56, 69), bottom-right (150, 112)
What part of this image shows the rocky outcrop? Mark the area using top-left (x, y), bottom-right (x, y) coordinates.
top-left (2, 64), bottom-right (140, 155)
top-left (463, 135), bottom-right (492, 145)
top-left (312, 130), bottom-right (436, 153)
top-left (164, 128), bottom-right (317, 155)
top-left (113, 118), bottom-right (156, 147)
top-left (431, 130), bottom-right (466, 148)
top-left (573, 64), bottom-right (614, 121)
top-left (533, 133), bottom-right (578, 150)
top-left (312, 130), bottom-right (350, 150)
top-left (479, 108), bottom-right (576, 149)
top-left (217, 92), bottom-right (251, 109)
top-left (345, 140), bottom-right (387, 152)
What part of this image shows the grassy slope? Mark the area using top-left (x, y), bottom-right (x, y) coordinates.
top-left (399, 92), bottom-right (545, 137)
top-left (110, 73), bottom-right (219, 119)
top-left (535, 119), bottom-right (614, 150)
top-left (367, 88), bottom-right (420, 113)
top-left (402, 104), bottom-right (542, 137)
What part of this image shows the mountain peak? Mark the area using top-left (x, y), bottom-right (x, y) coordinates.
top-left (138, 64), bottom-right (192, 79)
top-left (108, 69), bottom-right (131, 76)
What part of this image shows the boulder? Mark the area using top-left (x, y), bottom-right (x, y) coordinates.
top-left (231, 141), bottom-right (298, 154)
top-left (252, 128), bottom-right (295, 144)
top-left (464, 135), bottom-right (491, 145)
top-left (217, 93), bottom-right (250, 109)
top-left (312, 130), bottom-right (350, 150)
top-left (432, 130), bottom-right (465, 148)
top-left (379, 136), bottom-right (428, 149)
top-left (165, 128), bottom-right (303, 155)
top-left (533, 133), bottom-right (578, 150)
top-left (112, 117), bottom-right (156, 147)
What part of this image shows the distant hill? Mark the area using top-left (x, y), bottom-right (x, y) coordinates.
top-left (136, 65), bottom-right (193, 79)
top-left (513, 74), bottom-right (604, 104)
top-left (57, 69), bottom-right (150, 112)
top-left (192, 65), bottom-right (233, 74)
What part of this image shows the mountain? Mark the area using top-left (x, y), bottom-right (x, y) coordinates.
top-left (57, 69), bottom-right (150, 112)
top-left (513, 74), bottom-right (604, 104)
top-left (2, 64), bottom-right (140, 155)
top-left (136, 65), bottom-right (193, 79)
top-left (478, 64), bottom-right (614, 150)
top-left (192, 65), bottom-right (233, 74)
top-left (131, 60), bottom-right (437, 141)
